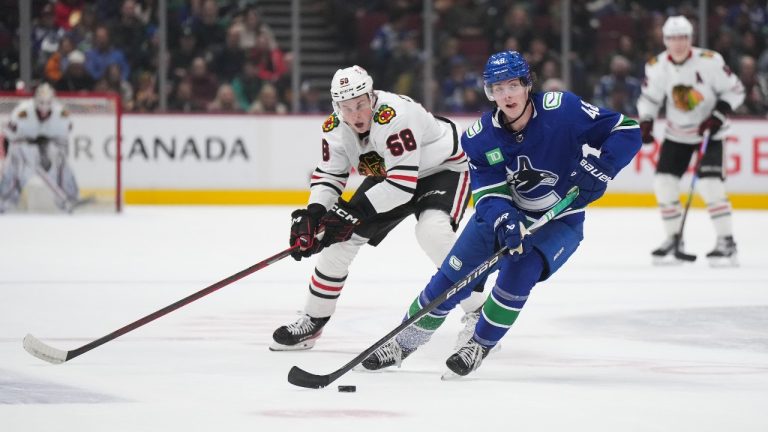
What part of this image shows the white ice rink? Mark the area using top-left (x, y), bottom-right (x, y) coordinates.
top-left (1, 206), bottom-right (767, 431)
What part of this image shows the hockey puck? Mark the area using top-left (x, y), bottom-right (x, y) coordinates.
top-left (337, 385), bottom-right (356, 392)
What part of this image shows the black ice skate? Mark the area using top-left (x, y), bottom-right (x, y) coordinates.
top-left (706, 235), bottom-right (739, 267)
top-left (270, 315), bottom-right (329, 351)
top-left (361, 338), bottom-right (414, 371)
top-left (442, 338), bottom-right (490, 379)
top-left (651, 234), bottom-right (693, 265)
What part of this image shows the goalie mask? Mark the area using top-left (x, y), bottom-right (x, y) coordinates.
top-left (34, 83), bottom-right (55, 117)
top-left (330, 66), bottom-right (374, 120)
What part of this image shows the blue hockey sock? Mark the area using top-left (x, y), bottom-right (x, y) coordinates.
top-left (474, 252), bottom-right (543, 347)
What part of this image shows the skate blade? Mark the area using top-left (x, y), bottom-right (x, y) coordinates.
top-left (268, 339), bottom-right (317, 351)
top-left (652, 255), bottom-right (687, 266)
top-left (707, 256), bottom-right (739, 268)
top-left (441, 370), bottom-right (463, 381)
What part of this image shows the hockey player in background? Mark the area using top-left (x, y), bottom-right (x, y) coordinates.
top-left (0, 83), bottom-right (81, 213)
top-left (361, 51), bottom-right (641, 378)
top-left (271, 66), bottom-right (485, 351)
top-left (638, 15), bottom-right (745, 266)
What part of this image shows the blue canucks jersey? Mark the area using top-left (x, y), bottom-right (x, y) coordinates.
top-left (463, 91), bottom-right (641, 227)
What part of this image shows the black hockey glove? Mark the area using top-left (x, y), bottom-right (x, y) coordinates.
top-left (698, 101), bottom-right (731, 136)
top-left (639, 120), bottom-right (654, 145)
top-left (568, 154), bottom-right (616, 209)
top-left (289, 203), bottom-right (326, 260)
top-left (318, 200), bottom-right (363, 247)
top-left (493, 209), bottom-right (532, 260)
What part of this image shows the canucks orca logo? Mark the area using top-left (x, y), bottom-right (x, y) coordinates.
top-left (506, 156), bottom-right (561, 211)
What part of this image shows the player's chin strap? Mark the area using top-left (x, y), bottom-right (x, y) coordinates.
top-left (499, 90), bottom-right (533, 133)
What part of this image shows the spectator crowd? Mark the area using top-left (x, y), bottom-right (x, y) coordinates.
top-left (0, 0), bottom-right (766, 116)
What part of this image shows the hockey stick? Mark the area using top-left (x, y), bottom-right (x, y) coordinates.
top-left (16, 143), bottom-right (81, 213)
top-left (23, 243), bottom-right (300, 364)
top-left (674, 131), bottom-right (711, 262)
top-left (287, 186), bottom-right (579, 389)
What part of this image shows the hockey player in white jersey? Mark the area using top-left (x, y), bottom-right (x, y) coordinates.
top-left (0, 83), bottom-right (81, 213)
top-left (271, 66), bottom-right (485, 350)
top-left (637, 15), bottom-right (745, 266)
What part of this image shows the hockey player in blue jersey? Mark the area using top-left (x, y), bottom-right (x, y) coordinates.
top-left (361, 51), bottom-right (642, 377)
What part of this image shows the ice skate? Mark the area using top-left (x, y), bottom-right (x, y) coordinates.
top-left (442, 338), bottom-right (490, 380)
top-left (454, 310), bottom-right (480, 350)
top-left (706, 236), bottom-right (739, 267)
top-left (270, 314), bottom-right (329, 351)
top-left (651, 234), bottom-right (692, 265)
top-left (361, 338), bottom-right (414, 371)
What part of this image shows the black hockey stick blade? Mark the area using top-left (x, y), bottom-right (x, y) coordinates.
top-left (673, 248), bottom-right (697, 262)
top-left (22, 244), bottom-right (299, 364)
top-left (287, 186), bottom-right (579, 389)
top-left (288, 366), bottom-right (335, 389)
top-left (673, 236), bottom-right (697, 262)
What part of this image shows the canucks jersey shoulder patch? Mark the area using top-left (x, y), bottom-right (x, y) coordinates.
top-left (466, 119), bottom-right (483, 138)
top-left (700, 50), bottom-right (715, 58)
top-left (373, 105), bottom-right (397, 125)
top-left (322, 113), bottom-right (340, 132)
top-left (647, 55), bottom-right (658, 66)
top-left (18, 110), bottom-right (28, 119)
top-left (542, 92), bottom-right (563, 110)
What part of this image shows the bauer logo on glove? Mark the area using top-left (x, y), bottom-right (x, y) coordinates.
top-left (578, 157), bottom-right (612, 182)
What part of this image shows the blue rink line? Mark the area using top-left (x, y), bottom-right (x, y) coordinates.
top-left (0, 369), bottom-right (126, 405)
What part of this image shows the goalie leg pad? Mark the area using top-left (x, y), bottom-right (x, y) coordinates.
top-left (19, 175), bottom-right (58, 213)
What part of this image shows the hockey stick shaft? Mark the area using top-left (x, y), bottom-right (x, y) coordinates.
top-left (288, 186), bottom-right (579, 389)
top-left (24, 244), bottom-right (300, 364)
top-left (675, 131), bottom-right (711, 261)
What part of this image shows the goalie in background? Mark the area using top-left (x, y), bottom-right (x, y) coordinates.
top-left (0, 83), bottom-right (81, 213)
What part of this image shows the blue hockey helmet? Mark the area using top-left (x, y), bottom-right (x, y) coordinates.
top-left (482, 51), bottom-right (532, 101)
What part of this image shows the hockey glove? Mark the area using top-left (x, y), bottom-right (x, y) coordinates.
top-left (569, 154), bottom-right (616, 209)
top-left (289, 203), bottom-right (326, 260)
top-left (318, 200), bottom-right (363, 247)
top-left (639, 120), bottom-right (654, 144)
top-left (493, 209), bottom-right (532, 260)
top-left (698, 101), bottom-right (731, 136)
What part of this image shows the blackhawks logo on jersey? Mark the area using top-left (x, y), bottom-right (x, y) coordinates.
top-left (358, 151), bottom-right (386, 177)
top-left (322, 113), bottom-right (340, 132)
top-left (671, 85), bottom-right (704, 112)
top-left (373, 105), bottom-right (396, 125)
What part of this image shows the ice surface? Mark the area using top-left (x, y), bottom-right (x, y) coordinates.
top-left (1, 206), bottom-right (767, 431)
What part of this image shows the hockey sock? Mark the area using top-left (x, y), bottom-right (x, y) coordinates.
top-left (397, 272), bottom-right (458, 346)
top-left (698, 178), bottom-right (734, 237)
top-left (654, 174), bottom-right (683, 237)
top-left (474, 254), bottom-right (541, 347)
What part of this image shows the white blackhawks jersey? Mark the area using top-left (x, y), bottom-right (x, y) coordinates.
top-left (3, 99), bottom-right (72, 145)
top-left (308, 90), bottom-right (467, 213)
top-left (637, 47), bottom-right (745, 144)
